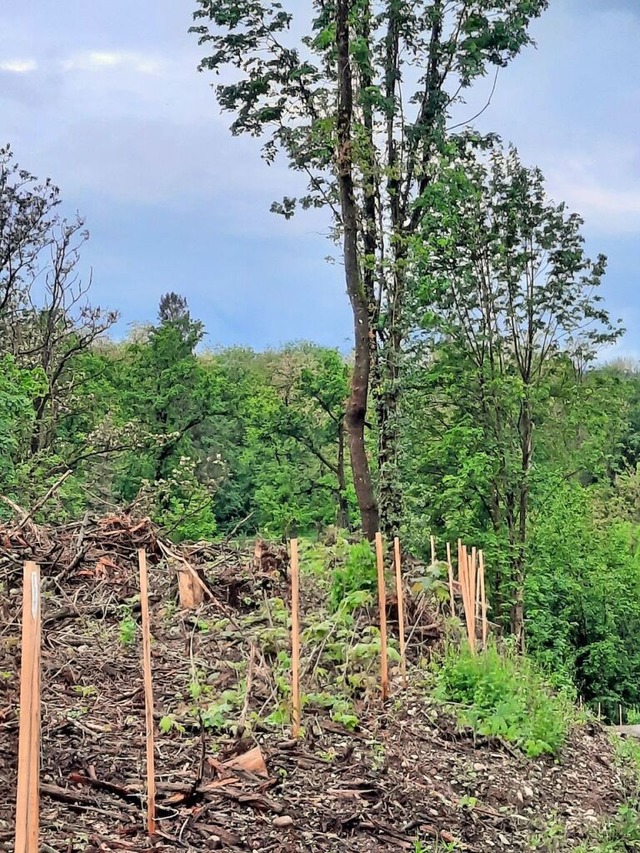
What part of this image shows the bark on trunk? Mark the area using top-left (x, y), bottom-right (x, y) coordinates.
top-left (336, 0), bottom-right (379, 540)
top-left (510, 399), bottom-right (533, 651)
top-left (336, 417), bottom-right (349, 529)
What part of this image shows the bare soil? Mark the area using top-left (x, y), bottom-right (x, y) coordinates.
top-left (0, 515), bottom-right (632, 852)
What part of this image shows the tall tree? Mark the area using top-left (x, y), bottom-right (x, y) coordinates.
top-left (0, 147), bottom-right (118, 472)
top-left (191, 0), bottom-right (548, 537)
top-left (409, 140), bottom-right (622, 646)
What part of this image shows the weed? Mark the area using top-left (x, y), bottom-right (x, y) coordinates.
top-left (303, 692), bottom-right (359, 730)
top-left (263, 704), bottom-right (290, 727)
top-left (329, 540), bottom-right (377, 612)
top-left (435, 643), bottom-right (572, 757)
top-left (527, 819), bottom-right (567, 851)
top-left (72, 685), bottom-right (97, 699)
top-left (159, 714), bottom-right (186, 735)
top-left (575, 805), bottom-right (640, 851)
top-left (200, 689), bottom-right (240, 730)
top-left (118, 614), bottom-right (137, 646)
top-left (413, 839), bottom-right (458, 852)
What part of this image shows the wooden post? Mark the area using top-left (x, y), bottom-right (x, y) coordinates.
top-left (469, 547), bottom-right (477, 651)
top-left (375, 532), bottom-right (389, 701)
top-left (457, 540), bottom-right (467, 620)
top-left (479, 551), bottom-right (488, 650)
top-left (458, 545), bottom-right (475, 653)
top-left (393, 537), bottom-right (407, 688)
top-left (430, 535), bottom-right (436, 565)
top-left (446, 542), bottom-right (455, 616)
top-left (290, 539), bottom-right (301, 737)
top-left (138, 549), bottom-right (156, 836)
top-left (620, 704), bottom-right (623, 726)
top-left (15, 562), bottom-right (41, 853)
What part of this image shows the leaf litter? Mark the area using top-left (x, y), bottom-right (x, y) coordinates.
top-left (0, 514), bottom-right (633, 851)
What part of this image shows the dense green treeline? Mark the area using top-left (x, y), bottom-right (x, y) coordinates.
top-left (3, 140), bottom-right (640, 714)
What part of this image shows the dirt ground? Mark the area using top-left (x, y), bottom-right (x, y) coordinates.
top-left (0, 516), bottom-right (633, 852)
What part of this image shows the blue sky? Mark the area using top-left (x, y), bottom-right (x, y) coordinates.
top-left (1, 0), bottom-right (639, 356)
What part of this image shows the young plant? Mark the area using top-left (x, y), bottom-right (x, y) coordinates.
top-left (330, 540), bottom-right (377, 612)
top-left (435, 643), bottom-right (573, 757)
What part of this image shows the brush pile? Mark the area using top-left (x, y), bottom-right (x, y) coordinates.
top-left (0, 513), bottom-right (632, 852)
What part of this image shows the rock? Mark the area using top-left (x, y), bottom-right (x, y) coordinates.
top-left (206, 836), bottom-right (222, 849)
top-left (523, 785), bottom-right (534, 799)
top-left (273, 816), bottom-right (294, 828)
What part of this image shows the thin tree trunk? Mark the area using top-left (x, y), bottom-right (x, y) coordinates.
top-left (336, 0), bottom-right (379, 539)
top-left (511, 399), bottom-right (533, 650)
top-left (336, 417), bottom-right (349, 529)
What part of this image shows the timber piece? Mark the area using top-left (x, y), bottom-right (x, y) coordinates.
top-left (14, 561), bottom-right (41, 853)
top-left (393, 537), bottom-right (407, 688)
top-left (375, 532), bottom-right (389, 701)
top-left (138, 549), bottom-right (156, 836)
top-left (290, 538), bottom-right (301, 737)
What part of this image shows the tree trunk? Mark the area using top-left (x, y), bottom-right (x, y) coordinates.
top-left (336, 0), bottom-right (379, 540)
top-left (510, 399), bottom-right (533, 651)
top-left (336, 417), bottom-right (349, 529)
top-left (374, 286), bottom-right (404, 538)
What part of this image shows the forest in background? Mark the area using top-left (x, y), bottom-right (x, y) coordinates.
top-left (2, 140), bottom-right (640, 722)
top-left (2, 0), bottom-right (640, 726)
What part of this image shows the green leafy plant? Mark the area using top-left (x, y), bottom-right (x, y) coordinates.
top-left (200, 689), bottom-right (240, 730)
top-left (435, 644), bottom-right (573, 757)
top-left (159, 714), bottom-right (186, 735)
top-left (330, 540), bottom-right (377, 612)
top-left (575, 805), bottom-right (640, 852)
top-left (118, 614), bottom-right (138, 646)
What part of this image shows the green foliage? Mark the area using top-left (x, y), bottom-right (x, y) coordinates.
top-left (118, 615), bottom-right (138, 646)
top-left (329, 540), bottom-right (377, 612)
top-left (527, 476), bottom-right (640, 717)
top-left (435, 644), bottom-right (573, 757)
top-left (575, 806), bottom-right (640, 853)
top-left (0, 356), bottom-right (45, 500)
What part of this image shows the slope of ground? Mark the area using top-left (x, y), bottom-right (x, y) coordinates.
top-left (0, 515), bottom-right (634, 851)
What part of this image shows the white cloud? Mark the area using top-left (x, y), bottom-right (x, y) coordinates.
top-left (61, 51), bottom-right (162, 75)
top-left (0, 59), bottom-right (37, 73)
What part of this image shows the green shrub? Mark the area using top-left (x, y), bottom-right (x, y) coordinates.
top-left (435, 644), bottom-right (573, 757)
top-left (329, 540), bottom-right (377, 612)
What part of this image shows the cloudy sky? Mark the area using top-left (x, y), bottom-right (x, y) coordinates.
top-left (1, 0), bottom-right (638, 355)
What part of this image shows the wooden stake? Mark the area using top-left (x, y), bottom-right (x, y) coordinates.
top-left (457, 540), bottom-right (467, 617)
top-left (375, 532), bottom-right (389, 701)
top-left (138, 549), bottom-right (156, 836)
top-left (469, 547), bottom-right (477, 650)
top-left (15, 562), bottom-right (41, 853)
top-left (598, 702), bottom-right (602, 721)
top-left (290, 538), bottom-right (301, 737)
top-left (430, 535), bottom-right (436, 565)
top-left (458, 545), bottom-right (475, 653)
top-left (479, 551), bottom-right (488, 650)
top-left (446, 542), bottom-right (455, 616)
top-left (393, 537), bottom-right (407, 688)
top-left (620, 704), bottom-right (623, 726)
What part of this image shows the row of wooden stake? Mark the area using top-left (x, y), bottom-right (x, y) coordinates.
top-left (15, 535), bottom-right (489, 850)
top-left (288, 534), bottom-right (491, 729)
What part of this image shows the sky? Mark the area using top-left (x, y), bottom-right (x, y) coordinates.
top-left (1, 0), bottom-right (639, 356)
